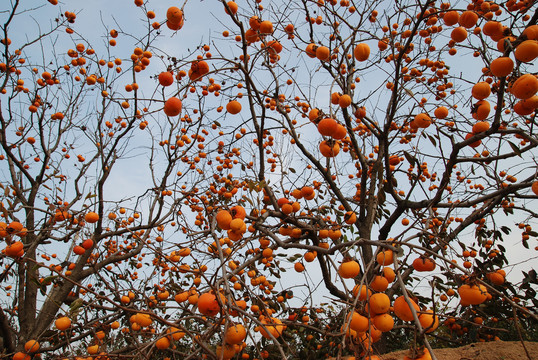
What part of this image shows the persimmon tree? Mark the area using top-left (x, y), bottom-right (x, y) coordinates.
top-left (1, 0), bottom-right (538, 359)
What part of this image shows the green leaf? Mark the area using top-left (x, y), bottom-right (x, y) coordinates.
top-left (508, 140), bottom-right (522, 157)
top-left (403, 151), bottom-right (416, 167)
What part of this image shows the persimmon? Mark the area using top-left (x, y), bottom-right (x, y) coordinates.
top-left (434, 106), bottom-right (448, 119)
top-left (486, 271), bottom-right (505, 285)
top-left (158, 72), bottom-right (174, 86)
top-left (155, 336), bottom-right (171, 349)
top-left (450, 27), bottom-right (468, 43)
top-left (12, 352), bottom-right (30, 360)
top-left (5, 241), bottom-right (24, 257)
top-left (383, 267), bottom-right (395, 282)
top-left (216, 210), bottom-right (233, 230)
top-left (166, 326), bottom-right (185, 340)
top-left (249, 16), bottom-right (261, 30)
top-left (458, 10), bottom-right (478, 28)
top-left (465, 133), bottom-right (481, 148)
top-left (303, 251), bottom-right (316, 262)
top-left (225, 324), bottom-right (247, 344)
top-left (532, 181), bottom-right (538, 196)
top-left (458, 284), bottom-right (488, 305)
top-left (354, 43), bottom-right (370, 61)
top-left (81, 239), bottom-right (93, 250)
top-left (166, 7), bottom-right (183, 24)
top-left (393, 295), bottom-right (420, 321)
top-left (24, 340), bottom-right (40, 353)
top-left (175, 291), bottom-right (189, 303)
top-left (418, 310), bottom-right (439, 333)
top-left (245, 29), bottom-right (259, 43)
top-left (317, 118), bottom-right (338, 137)
top-left (514, 40), bottom-right (538, 63)
top-left (510, 74), bottom-right (538, 99)
top-left (87, 345), bottom-right (99, 354)
top-left (413, 113), bottom-right (431, 128)
top-left (73, 245), bottom-right (86, 255)
top-left (225, 1), bottom-right (238, 15)
top-left (167, 18), bottom-right (184, 31)
top-left (188, 60), bottom-right (210, 81)
top-left (442, 10), bottom-right (459, 26)
top-left (472, 121), bottom-right (490, 134)
top-left (344, 211), bottom-right (356, 224)
top-left (315, 46), bottom-right (330, 61)
top-left (412, 257), bottom-right (436, 272)
top-left (135, 313), bottom-right (152, 327)
top-left (319, 140), bottom-right (340, 157)
top-left (216, 344), bottom-right (236, 359)
top-left (373, 313), bottom-right (394, 332)
top-left (226, 100), bottom-right (242, 114)
top-left (353, 284), bottom-right (372, 301)
top-left (198, 291), bottom-right (221, 316)
top-left (376, 249), bottom-right (393, 266)
top-left (368, 293), bottom-right (390, 314)
top-left (489, 57), bottom-right (514, 77)
top-left (482, 21), bottom-right (503, 37)
top-left (0, 222), bottom-right (7, 238)
top-left (338, 94), bottom-right (352, 108)
top-left (294, 262), bottom-right (305, 272)
top-left (472, 100), bottom-right (491, 120)
top-left (349, 311), bottom-right (369, 333)
top-left (305, 43), bottom-right (317, 58)
top-left (471, 82), bottom-right (491, 100)
top-left (259, 316), bottom-right (285, 339)
top-left (259, 20), bottom-right (273, 34)
top-left (370, 275), bottom-right (389, 292)
top-left (338, 259), bottom-right (360, 278)
top-left (7, 221), bottom-right (24, 234)
top-left (523, 25), bottom-right (538, 40)
top-left (163, 97), bottom-right (183, 116)
top-left (230, 205), bottom-right (246, 219)
top-left (301, 186), bottom-right (315, 199)
top-left (332, 124), bottom-right (347, 140)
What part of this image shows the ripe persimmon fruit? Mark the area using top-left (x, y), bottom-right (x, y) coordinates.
top-left (163, 97), bottom-right (182, 116)
top-left (226, 100), bottom-right (242, 114)
top-left (368, 293), bottom-right (390, 314)
top-left (354, 43), bottom-right (370, 61)
top-left (55, 316), bottom-right (71, 331)
top-left (489, 57), bottom-right (514, 77)
top-left (393, 295), bottom-right (420, 321)
top-left (225, 324), bottom-right (247, 344)
top-left (514, 40), bottom-right (538, 63)
top-left (510, 74), bottom-right (538, 100)
top-left (158, 72), bottom-right (174, 86)
top-left (338, 260), bottom-right (360, 278)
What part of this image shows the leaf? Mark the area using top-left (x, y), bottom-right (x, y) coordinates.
top-left (500, 226), bottom-right (511, 235)
top-left (403, 151), bottom-right (416, 167)
top-left (403, 87), bottom-right (414, 97)
top-left (507, 140), bottom-right (522, 157)
top-left (69, 298), bottom-right (84, 311)
top-left (289, 168), bottom-right (296, 173)
top-left (427, 134), bottom-right (437, 147)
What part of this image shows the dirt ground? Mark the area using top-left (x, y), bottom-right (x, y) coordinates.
top-left (382, 340), bottom-right (538, 360)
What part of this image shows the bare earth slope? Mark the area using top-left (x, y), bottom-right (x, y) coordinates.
top-left (382, 341), bottom-right (538, 360)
